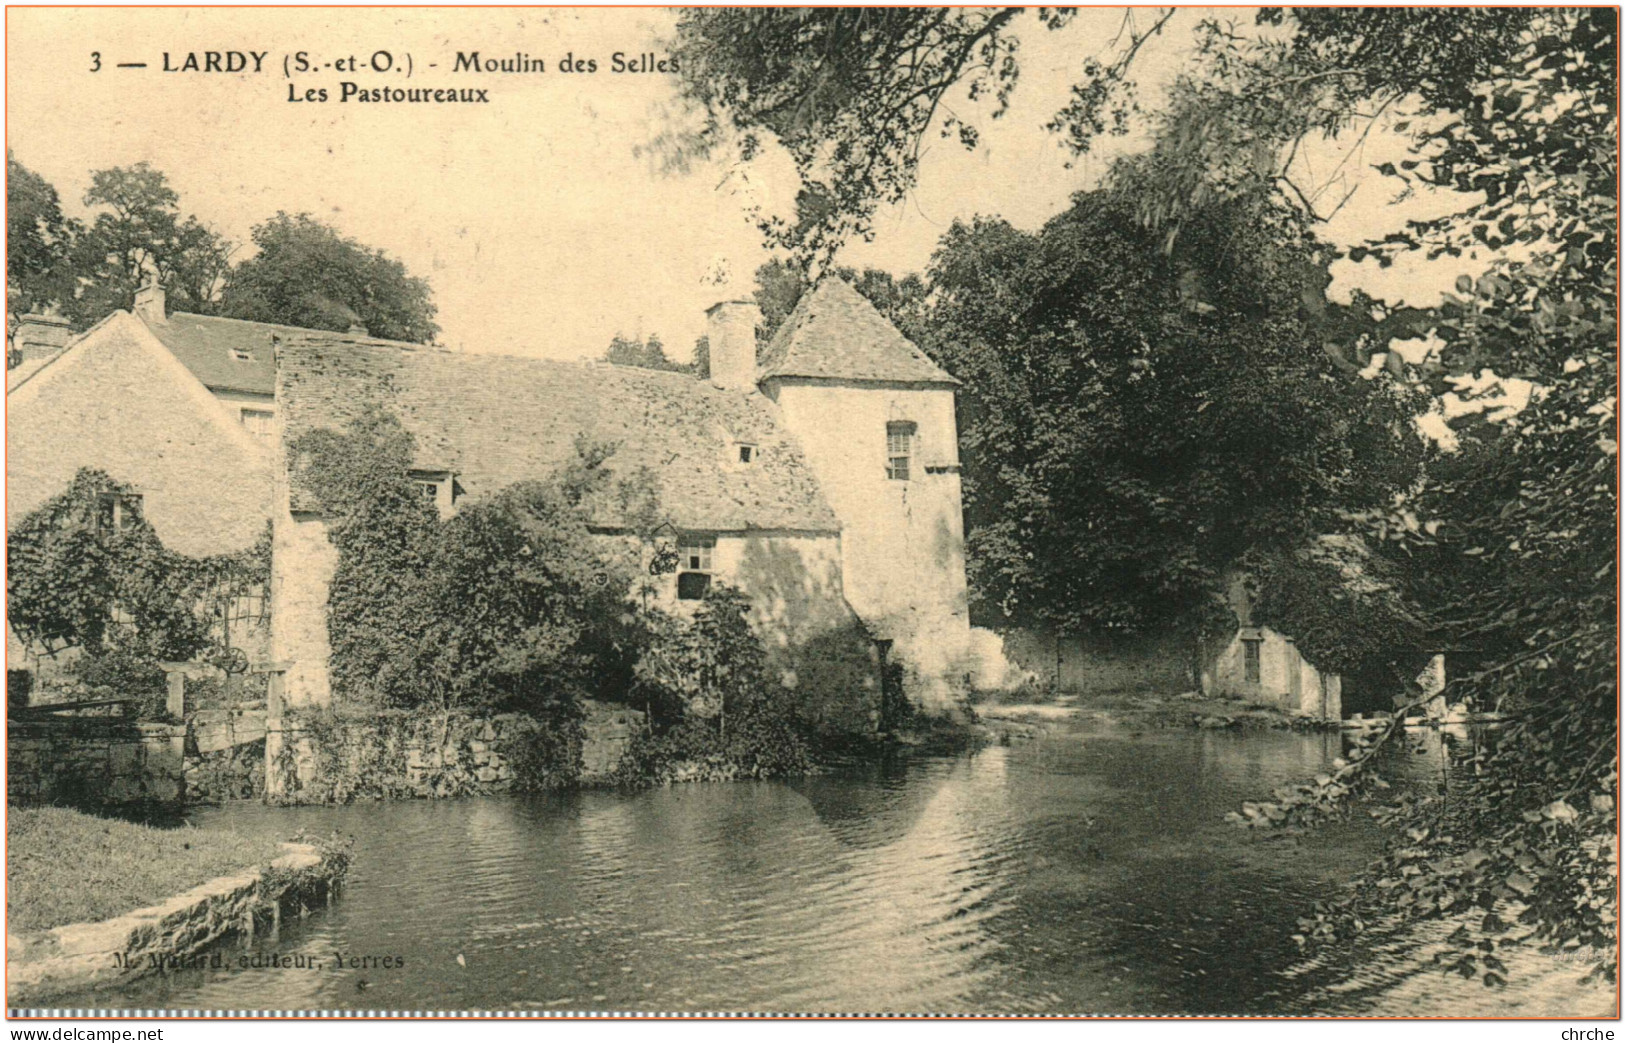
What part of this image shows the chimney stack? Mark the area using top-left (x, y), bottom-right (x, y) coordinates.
top-left (11, 310), bottom-right (74, 362)
top-left (133, 278), bottom-right (167, 325)
top-left (705, 299), bottom-right (762, 392)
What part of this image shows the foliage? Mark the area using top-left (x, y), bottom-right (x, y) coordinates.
top-left (66, 162), bottom-right (233, 326)
top-left (672, 5), bottom-right (1617, 981)
top-left (1127, 8), bottom-right (1619, 984)
top-left (667, 8), bottom-right (1071, 262)
top-left (6, 469), bottom-right (271, 669)
top-left (603, 331), bottom-right (692, 373)
top-left (293, 408), bottom-right (637, 713)
top-left (915, 189), bottom-right (1426, 636)
top-left (222, 211), bottom-right (439, 343)
top-left (1247, 537), bottom-right (1430, 698)
top-left (6, 151), bottom-right (78, 329)
top-left (621, 585), bottom-right (811, 783)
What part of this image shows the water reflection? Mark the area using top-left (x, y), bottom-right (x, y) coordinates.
top-left (56, 723), bottom-right (1517, 1014)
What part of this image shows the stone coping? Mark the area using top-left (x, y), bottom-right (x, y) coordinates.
top-left (6, 841), bottom-right (338, 1005)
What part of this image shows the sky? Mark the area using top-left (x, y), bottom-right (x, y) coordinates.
top-left (7, 7), bottom-right (1484, 364)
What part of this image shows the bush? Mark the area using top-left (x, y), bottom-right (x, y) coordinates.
top-left (619, 585), bottom-right (811, 783)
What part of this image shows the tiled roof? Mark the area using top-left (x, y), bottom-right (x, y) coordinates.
top-left (141, 312), bottom-right (309, 395)
top-left (758, 278), bottom-right (958, 386)
top-left (277, 334), bottom-right (840, 533)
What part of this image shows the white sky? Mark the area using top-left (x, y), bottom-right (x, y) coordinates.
top-left (7, 7), bottom-right (1486, 363)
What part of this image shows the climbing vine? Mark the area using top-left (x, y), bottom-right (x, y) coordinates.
top-left (6, 468), bottom-right (271, 667)
top-left (291, 407), bottom-right (641, 714)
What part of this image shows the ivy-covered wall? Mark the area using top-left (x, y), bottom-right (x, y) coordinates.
top-left (266, 702), bottom-right (641, 804)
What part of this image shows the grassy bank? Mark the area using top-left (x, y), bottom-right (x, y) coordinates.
top-left (7, 806), bottom-right (284, 933)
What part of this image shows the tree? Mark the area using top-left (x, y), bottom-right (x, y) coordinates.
top-left (667, 8), bottom-right (1065, 261)
top-left (67, 162), bottom-right (232, 325)
top-left (916, 189), bottom-right (1426, 637)
top-left (603, 331), bottom-right (690, 373)
top-left (222, 212), bottom-right (439, 343)
top-left (6, 153), bottom-right (78, 326)
top-left (674, 6), bottom-right (1619, 979)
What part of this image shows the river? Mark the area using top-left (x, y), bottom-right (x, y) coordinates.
top-left (55, 719), bottom-right (1610, 1014)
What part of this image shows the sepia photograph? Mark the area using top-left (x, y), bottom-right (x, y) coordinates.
top-left (2, 3), bottom-right (1617, 1020)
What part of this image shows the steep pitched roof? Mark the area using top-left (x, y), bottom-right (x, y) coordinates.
top-left (277, 333), bottom-right (840, 533)
top-left (140, 312), bottom-right (310, 395)
top-left (758, 278), bottom-right (957, 386)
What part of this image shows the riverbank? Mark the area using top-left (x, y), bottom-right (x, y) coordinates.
top-left (6, 808), bottom-right (349, 1006)
top-left (7, 806), bottom-right (285, 932)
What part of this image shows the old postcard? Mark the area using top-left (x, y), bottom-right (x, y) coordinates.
top-left (4, 4), bottom-right (1617, 1021)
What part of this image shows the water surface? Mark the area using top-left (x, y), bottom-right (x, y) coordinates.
top-left (57, 722), bottom-right (1585, 1014)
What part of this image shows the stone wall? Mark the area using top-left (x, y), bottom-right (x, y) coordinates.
top-left (6, 841), bottom-right (344, 1006)
top-left (995, 627), bottom-right (1197, 696)
top-left (8, 718), bottom-right (187, 809)
top-left (185, 739), bottom-right (266, 803)
top-left (267, 701), bottom-right (644, 804)
top-left (1202, 626), bottom-right (1343, 720)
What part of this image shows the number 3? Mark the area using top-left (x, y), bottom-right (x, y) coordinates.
top-left (90, 51), bottom-right (101, 72)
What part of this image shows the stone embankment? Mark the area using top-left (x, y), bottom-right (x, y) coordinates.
top-left (6, 841), bottom-right (347, 1006)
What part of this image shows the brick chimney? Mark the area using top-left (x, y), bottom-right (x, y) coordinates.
top-left (706, 299), bottom-right (762, 392)
top-left (133, 279), bottom-right (167, 325)
top-left (11, 310), bottom-right (74, 361)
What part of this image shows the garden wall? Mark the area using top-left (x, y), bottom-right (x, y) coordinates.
top-left (8, 717), bottom-right (188, 809)
top-left (993, 627), bottom-right (1197, 695)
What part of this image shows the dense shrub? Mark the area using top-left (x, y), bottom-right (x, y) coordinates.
top-left (619, 586), bottom-right (811, 783)
top-left (292, 408), bottom-right (639, 715)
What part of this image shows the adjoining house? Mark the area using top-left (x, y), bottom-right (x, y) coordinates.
top-left (7, 277), bottom-right (974, 725)
top-left (5, 288), bottom-right (278, 677)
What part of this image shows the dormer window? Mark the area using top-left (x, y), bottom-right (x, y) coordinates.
top-left (96, 492), bottom-right (143, 532)
top-left (409, 470), bottom-right (457, 518)
top-left (240, 408), bottom-right (275, 439)
top-left (885, 421), bottom-right (916, 481)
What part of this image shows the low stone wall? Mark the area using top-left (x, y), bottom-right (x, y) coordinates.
top-left (268, 701), bottom-right (644, 804)
top-left (7, 717), bottom-right (187, 809)
top-left (6, 841), bottom-right (345, 1006)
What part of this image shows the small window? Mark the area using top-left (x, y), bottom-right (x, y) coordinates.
top-left (736, 444), bottom-right (756, 465)
top-left (408, 471), bottom-right (458, 517)
top-left (676, 535), bottom-right (715, 600)
top-left (240, 408), bottom-right (275, 439)
top-left (1242, 638), bottom-right (1262, 684)
top-left (230, 348), bottom-right (253, 362)
top-left (96, 492), bottom-right (143, 532)
top-left (886, 421), bottom-right (916, 481)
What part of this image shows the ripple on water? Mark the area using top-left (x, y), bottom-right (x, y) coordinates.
top-left (56, 726), bottom-right (1604, 1014)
